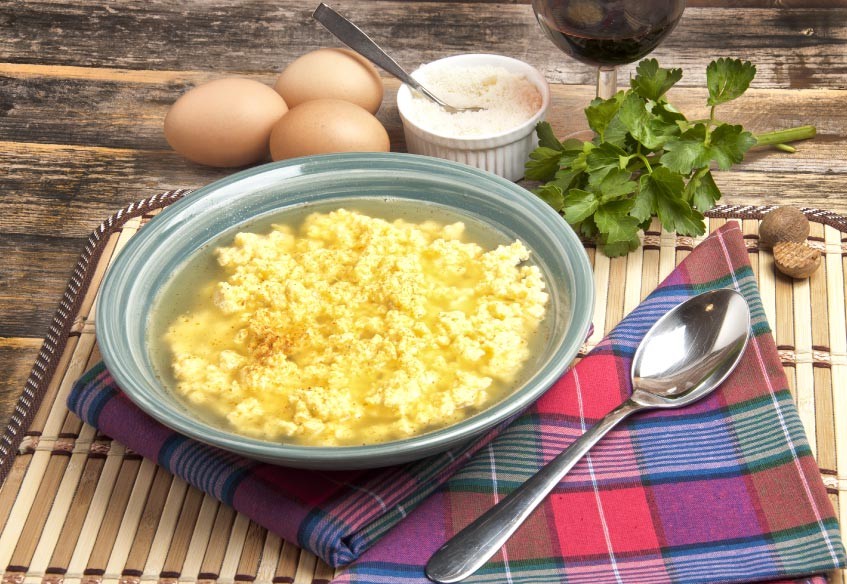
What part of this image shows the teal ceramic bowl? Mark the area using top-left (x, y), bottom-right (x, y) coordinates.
top-left (97, 153), bottom-right (594, 469)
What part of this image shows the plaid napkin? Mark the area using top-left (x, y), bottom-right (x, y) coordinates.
top-left (69, 223), bottom-right (845, 583)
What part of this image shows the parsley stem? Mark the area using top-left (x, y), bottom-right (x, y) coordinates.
top-left (753, 125), bottom-right (816, 148)
top-left (704, 105), bottom-right (718, 146)
top-left (637, 153), bottom-right (653, 173)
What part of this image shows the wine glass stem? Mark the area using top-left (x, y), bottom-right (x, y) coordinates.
top-left (597, 66), bottom-right (617, 99)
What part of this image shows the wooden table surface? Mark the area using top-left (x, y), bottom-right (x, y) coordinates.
top-left (1, 1), bottom-right (846, 442)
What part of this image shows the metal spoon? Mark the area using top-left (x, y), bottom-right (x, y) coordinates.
top-left (426, 288), bottom-right (751, 583)
top-left (312, 3), bottom-right (483, 113)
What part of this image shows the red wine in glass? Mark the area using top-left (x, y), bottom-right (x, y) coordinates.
top-left (531, 0), bottom-right (685, 97)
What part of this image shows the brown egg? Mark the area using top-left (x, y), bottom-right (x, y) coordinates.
top-left (275, 48), bottom-right (384, 114)
top-left (269, 99), bottom-right (390, 161)
top-left (164, 78), bottom-right (288, 167)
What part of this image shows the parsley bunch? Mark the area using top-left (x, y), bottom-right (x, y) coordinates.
top-left (526, 58), bottom-right (816, 256)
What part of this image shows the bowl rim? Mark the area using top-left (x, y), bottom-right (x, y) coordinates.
top-left (396, 53), bottom-right (551, 146)
top-left (97, 152), bottom-right (594, 466)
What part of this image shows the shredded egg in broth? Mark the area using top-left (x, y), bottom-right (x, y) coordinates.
top-left (160, 208), bottom-right (549, 446)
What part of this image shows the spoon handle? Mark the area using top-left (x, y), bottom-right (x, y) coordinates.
top-left (425, 398), bottom-right (644, 584)
top-left (312, 3), bottom-right (447, 108)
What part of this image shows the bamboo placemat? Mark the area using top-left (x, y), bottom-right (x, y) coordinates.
top-left (0, 194), bottom-right (845, 584)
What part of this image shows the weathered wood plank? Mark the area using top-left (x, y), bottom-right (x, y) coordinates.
top-left (1, 4), bottom-right (845, 89)
top-left (0, 233), bottom-right (90, 338)
top-left (0, 69), bottom-right (843, 174)
top-left (0, 343), bottom-right (40, 429)
top-left (0, 117), bottom-right (843, 238)
top-left (687, 0), bottom-right (847, 5)
top-left (0, 141), bottom-right (230, 237)
top-left (389, 0), bottom-right (847, 5)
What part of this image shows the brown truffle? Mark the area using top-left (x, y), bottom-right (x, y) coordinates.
top-left (773, 241), bottom-right (821, 279)
top-left (759, 207), bottom-right (809, 248)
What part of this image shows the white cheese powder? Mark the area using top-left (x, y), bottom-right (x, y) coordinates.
top-left (405, 65), bottom-right (542, 137)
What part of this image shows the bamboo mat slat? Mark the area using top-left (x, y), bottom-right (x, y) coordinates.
top-left (218, 512), bottom-right (252, 584)
top-left (179, 494), bottom-right (222, 581)
top-left (104, 459), bottom-right (156, 577)
top-left (0, 198), bottom-right (845, 584)
top-left (143, 477), bottom-right (190, 579)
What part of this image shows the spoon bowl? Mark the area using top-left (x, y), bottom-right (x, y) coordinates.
top-left (630, 288), bottom-right (752, 406)
top-left (426, 288), bottom-right (751, 583)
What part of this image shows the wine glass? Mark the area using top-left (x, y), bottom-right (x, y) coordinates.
top-left (531, 0), bottom-right (685, 99)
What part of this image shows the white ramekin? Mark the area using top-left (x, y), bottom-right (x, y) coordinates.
top-left (396, 53), bottom-right (551, 182)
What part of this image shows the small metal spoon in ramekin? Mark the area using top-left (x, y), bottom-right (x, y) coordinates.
top-left (313, 3), bottom-right (483, 114)
top-left (426, 288), bottom-right (752, 583)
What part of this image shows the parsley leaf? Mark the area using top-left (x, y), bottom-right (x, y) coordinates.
top-left (661, 124), bottom-right (710, 174)
top-left (662, 122), bottom-right (755, 173)
top-left (585, 94), bottom-right (623, 141)
top-left (603, 116), bottom-right (631, 149)
top-left (525, 123), bottom-right (589, 181)
top-left (707, 58), bottom-right (756, 106)
top-left (586, 142), bottom-right (631, 178)
top-left (619, 93), bottom-right (679, 150)
top-left (524, 56), bottom-right (814, 257)
top-left (525, 147), bottom-right (564, 181)
top-left (562, 189), bottom-right (599, 224)
top-left (652, 101), bottom-right (686, 125)
top-left (632, 176), bottom-right (656, 223)
top-left (535, 183), bottom-right (565, 211)
top-left (561, 138), bottom-right (585, 151)
top-left (579, 216), bottom-right (599, 239)
top-left (643, 167), bottom-right (705, 236)
top-left (552, 167), bottom-right (584, 192)
top-left (536, 121), bottom-right (564, 150)
top-left (601, 234), bottom-right (642, 256)
top-left (631, 58), bottom-right (683, 102)
top-left (592, 168), bottom-right (638, 200)
top-left (596, 201), bottom-right (641, 244)
top-left (708, 124), bottom-right (757, 169)
top-left (686, 170), bottom-right (721, 210)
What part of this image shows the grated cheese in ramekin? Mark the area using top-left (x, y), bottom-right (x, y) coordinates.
top-left (406, 65), bottom-right (542, 137)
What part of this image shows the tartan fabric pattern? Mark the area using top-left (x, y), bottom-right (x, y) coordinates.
top-left (68, 364), bottom-right (506, 566)
top-left (68, 223), bottom-right (845, 583)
